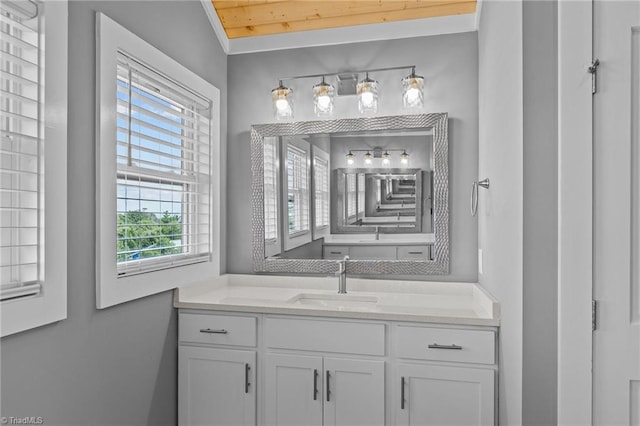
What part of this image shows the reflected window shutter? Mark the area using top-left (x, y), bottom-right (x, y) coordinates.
top-left (116, 53), bottom-right (212, 276)
top-left (287, 144), bottom-right (309, 234)
top-left (314, 156), bottom-right (329, 228)
top-left (264, 137), bottom-right (278, 241)
top-left (0, 2), bottom-right (42, 301)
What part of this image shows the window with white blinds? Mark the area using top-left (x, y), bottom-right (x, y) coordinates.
top-left (263, 137), bottom-right (278, 242)
top-left (0, 0), bottom-right (42, 302)
top-left (286, 143), bottom-right (309, 236)
top-left (346, 173), bottom-right (356, 220)
top-left (313, 152), bottom-right (329, 230)
top-left (115, 52), bottom-right (212, 276)
top-left (357, 173), bottom-right (365, 218)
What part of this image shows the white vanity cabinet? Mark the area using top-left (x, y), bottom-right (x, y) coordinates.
top-left (263, 316), bottom-right (386, 426)
top-left (178, 310), bottom-right (497, 426)
top-left (178, 312), bottom-right (258, 426)
top-left (323, 244), bottom-right (432, 260)
top-left (392, 324), bottom-right (497, 426)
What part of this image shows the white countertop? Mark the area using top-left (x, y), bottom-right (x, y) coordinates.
top-left (323, 233), bottom-right (435, 246)
top-left (174, 274), bottom-right (500, 326)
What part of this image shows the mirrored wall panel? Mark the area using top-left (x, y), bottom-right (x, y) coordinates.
top-left (251, 114), bottom-right (449, 275)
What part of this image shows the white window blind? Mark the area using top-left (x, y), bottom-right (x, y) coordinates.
top-left (346, 173), bottom-right (356, 219)
top-left (314, 155), bottom-right (329, 229)
top-left (264, 137), bottom-right (278, 242)
top-left (0, 0), bottom-right (42, 302)
top-left (357, 173), bottom-right (365, 218)
top-left (286, 144), bottom-right (309, 235)
top-left (116, 52), bottom-right (212, 276)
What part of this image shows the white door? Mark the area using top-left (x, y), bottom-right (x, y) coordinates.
top-left (323, 358), bottom-right (385, 426)
top-left (264, 354), bottom-right (323, 426)
top-left (593, 1), bottom-right (640, 424)
top-left (394, 363), bottom-right (494, 426)
top-left (178, 346), bottom-right (256, 426)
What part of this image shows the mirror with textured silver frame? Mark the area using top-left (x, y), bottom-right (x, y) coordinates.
top-left (251, 113), bottom-right (449, 275)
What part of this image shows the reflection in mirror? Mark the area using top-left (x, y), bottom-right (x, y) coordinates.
top-left (252, 113), bottom-right (449, 275)
top-left (262, 128), bottom-right (435, 261)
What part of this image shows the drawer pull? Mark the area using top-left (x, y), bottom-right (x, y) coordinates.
top-left (326, 371), bottom-right (331, 402)
top-left (428, 343), bottom-right (463, 350)
top-left (199, 328), bottom-right (228, 334)
top-left (245, 363), bottom-right (251, 394)
top-left (408, 251), bottom-right (424, 255)
top-left (401, 376), bottom-right (406, 410)
top-left (330, 251), bottom-right (343, 255)
top-left (313, 369), bottom-right (319, 401)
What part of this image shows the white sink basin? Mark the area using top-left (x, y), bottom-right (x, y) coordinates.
top-left (289, 293), bottom-right (379, 310)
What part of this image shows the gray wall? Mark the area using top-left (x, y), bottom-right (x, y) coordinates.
top-left (0, 2), bottom-right (227, 425)
top-left (522, 1), bottom-right (558, 424)
top-left (227, 32), bottom-right (479, 281)
top-left (478, 1), bottom-right (524, 424)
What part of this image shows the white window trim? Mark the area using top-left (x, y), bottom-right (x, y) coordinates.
top-left (282, 137), bottom-right (311, 252)
top-left (1, 0), bottom-right (68, 337)
top-left (311, 145), bottom-right (330, 240)
top-left (96, 13), bottom-right (220, 309)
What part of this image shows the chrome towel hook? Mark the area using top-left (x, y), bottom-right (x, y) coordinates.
top-left (470, 178), bottom-right (490, 217)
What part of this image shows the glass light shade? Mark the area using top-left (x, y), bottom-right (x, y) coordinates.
top-left (346, 151), bottom-right (355, 166)
top-left (313, 79), bottom-right (335, 117)
top-left (402, 69), bottom-right (424, 109)
top-left (364, 151), bottom-right (373, 165)
top-left (381, 151), bottom-right (390, 166)
top-left (272, 82), bottom-right (293, 120)
top-left (357, 74), bottom-right (378, 114)
top-left (400, 150), bottom-right (409, 165)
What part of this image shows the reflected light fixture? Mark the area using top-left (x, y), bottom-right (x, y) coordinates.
top-left (400, 150), bottom-right (409, 165)
top-left (346, 151), bottom-right (355, 166)
top-left (364, 151), bottom-right (373, 165)
top-left (402, 66), bottom-right (425, 109)
top-left (357, 72), bottom-right (378, 114)
top-left (312, 76), bottom-right (335, 117)
top-left (272, 80), bottom-right (293, 120)
top-left (381, 151), bottom-right (390, 166)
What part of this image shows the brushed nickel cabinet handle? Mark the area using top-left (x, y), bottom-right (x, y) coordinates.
top-left (313, 369), bottom-right (319, 401)
top-left (326, 371), bottom-right (331, 402)
top-left (428, 343), bottom-right (463, 350)
top-left (245, 363), bottom-right (250, 394)
top-left (401, 376), bottom-right (406, 410)
top-left (199, 328), bottom-right (228, 334)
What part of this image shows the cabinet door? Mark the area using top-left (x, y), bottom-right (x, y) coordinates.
top-left (179, 346), bottom-right (256, 426)
top-left (323, 358), bottom-right (385, 426)
top-left (264, 354), bottom-right (323, 426)
top-left (395, 363), bottom-right (494, 426)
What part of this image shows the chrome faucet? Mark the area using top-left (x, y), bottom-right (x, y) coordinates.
top-left (336, 255), bottom-right (349, 294)
top-left (375, 226), bottom-right (380, 240)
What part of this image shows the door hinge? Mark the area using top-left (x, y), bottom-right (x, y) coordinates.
top-left (588, 59), bottom-right (600, 94)
top-left (592, 299), bottom-right (598, 331)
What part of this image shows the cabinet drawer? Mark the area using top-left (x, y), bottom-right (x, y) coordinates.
top-left (324, 246), bottom-right (349, 260)
top-left (397, 245), bottom-right (430, 260)
top-left (349, 245), bottom-right (396, 260)
top-left (395, 325), bottom-right (495, 365)
top-left (179, 312), bottom-right (257, 347)
top-left (265, 317), bottom-right (386, 356)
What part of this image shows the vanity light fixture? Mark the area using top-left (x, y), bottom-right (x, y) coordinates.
top-left (312, 76), bottom-right (335, 117)
top-left (402, 66), bottom-right (425, 109)
top-left (381, 151), bottom-right (390, 166)
top-left (346, 151), bottom-right (355, 166)
top-left (273, 65), bottom-right (423, 118)
top-left (400, 150), bottom-right (410, 165)
top-left (357, 72), bottom-right (378, 114)
top-left (271, 80), bottom-right (293, 120)
top-left (364, 151), bottom-right (373, 165)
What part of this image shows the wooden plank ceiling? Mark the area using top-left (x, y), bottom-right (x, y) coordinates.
top-left (212, 0), bottom-right (477, 39)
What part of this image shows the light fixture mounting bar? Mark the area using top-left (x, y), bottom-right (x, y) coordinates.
top-left (277, 65), bottom-right (417, 83)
